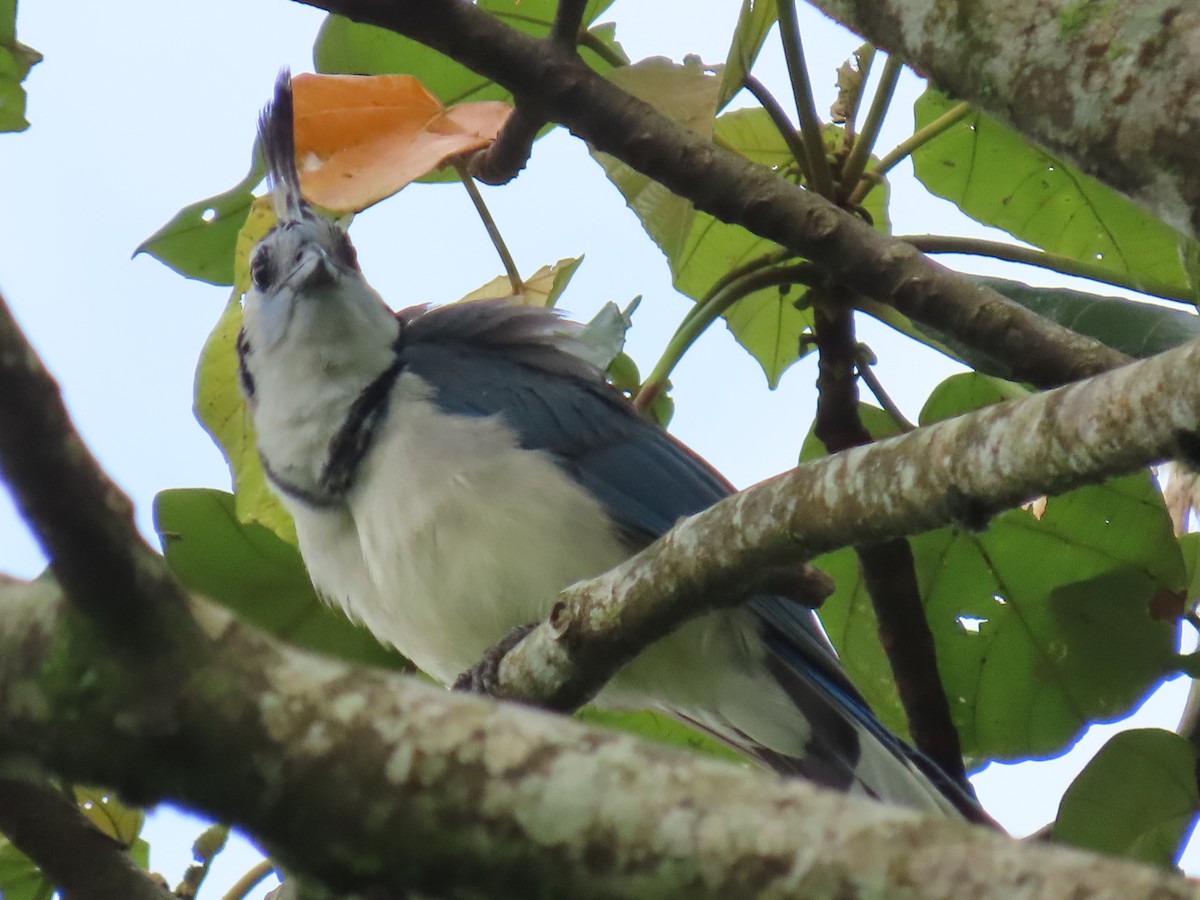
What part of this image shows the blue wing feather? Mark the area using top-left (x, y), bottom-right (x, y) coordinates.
top-left (394, 301), bottom-right (978, 817)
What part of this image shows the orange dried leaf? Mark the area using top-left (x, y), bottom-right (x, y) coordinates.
top-left (291, 73), bottom-right (511, 213)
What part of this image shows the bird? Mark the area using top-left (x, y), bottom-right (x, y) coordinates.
top-left (238, 69), bottom-right (980, 820)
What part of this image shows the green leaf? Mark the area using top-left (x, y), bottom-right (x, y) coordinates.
top-left (0, 0), bottom-right (41, 133)
top-left (194, 297), bottom-right (295, 543)
top-left (135, 153), bottom-right (263, 286)
top-left (73, 786), bottom-right (144, 847)
top-left (1054, 728), bottom-right (1200, 866)
top-left (912, 88), bottom-right (1193, 298)
top-left (574, 707), bottom-right (746, 764)
top-left (154, 488), bottom-right (408, 669)
top-left (718, 0), bottom-right (776, 109)
top-left (596, 59), bottom-right (891, 386)
top-left (810, 376), bottom-right (1183, 760)
top-left (0, 839), bottom-right (52, 900)
top-left (970, 277), bottom-right (1200, 360)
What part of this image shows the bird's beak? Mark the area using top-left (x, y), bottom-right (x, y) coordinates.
top-left (288, 245), bottom-right (337, 291)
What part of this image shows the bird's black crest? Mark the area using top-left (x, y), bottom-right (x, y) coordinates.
top-left (258, 68), bottom-right (305, 223)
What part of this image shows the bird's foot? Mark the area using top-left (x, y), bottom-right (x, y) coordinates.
top-left (452, 622), bottom-right (538, 696)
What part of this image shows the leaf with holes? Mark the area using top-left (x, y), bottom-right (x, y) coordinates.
top-left (913, 88), bottom-right (1194, 299)
top-left (806, 377), bottom-right (1182, 760)
top-left (135, 152), bottom-right (263, 286)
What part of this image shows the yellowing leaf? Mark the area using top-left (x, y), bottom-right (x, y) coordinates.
top-left (194, 295), bottom-right (296, 546)
top-left (292, 72), bottom-right (511, 212)
top-left (458, 257), bottom-right (584, 308)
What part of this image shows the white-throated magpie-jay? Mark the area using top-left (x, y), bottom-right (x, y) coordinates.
top-left (238, 71), bottom-right (978, 818)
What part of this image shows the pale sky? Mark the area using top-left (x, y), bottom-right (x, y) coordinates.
top-left (2, 1), bottom-right (1193, 895)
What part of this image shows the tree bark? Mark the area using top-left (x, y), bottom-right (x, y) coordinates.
top-left (295, 0), bottom-right (1130, 390)
top-left (1, 581), bottom-right (1198, 900)
top-left (805, 0), bottom-right (1200, 240)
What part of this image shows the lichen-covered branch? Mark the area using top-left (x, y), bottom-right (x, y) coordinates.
top-left (497, 335), bottom-right (1200, 709)
top-left (293, 0), bottom-right (1129, 389)
top-left (1, 580), bottom-right (1198, 900)
top-left (0, 293), bottom-right (199, 657)
top-left (805, 0), bottom-right (1200, 239)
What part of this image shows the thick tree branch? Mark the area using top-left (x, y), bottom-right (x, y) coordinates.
top-left (0, 775), bottom-right (173, 900)
top-left (496, 335), bottom-right (1200, 709)
top-left (805, 0), bottom-right (1200, 239)
top-left (0, 293), bottom-right (199, 657)
top-left (811, 300), bottom-right (968, 791)
top-left (294, 0), bottom-right (1129, 389)
top-left (2, 580), bottom-right (1198, 900)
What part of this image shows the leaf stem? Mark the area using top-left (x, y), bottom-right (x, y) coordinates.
top-left (577, 30), bottom-right (627, 68)
top-left (854, 344), bottom-right (915, 431)
top-left (775, 0), bottom-right (836, 199)
top-left (221, 859), bottom-right (276, 900)
top-left (742, 75), bottom-right (810, 180)
top-left (848, 100), bottom-right (972, 205)
top-left (840, 54), bottom-right (902, 200)
top-left (455, 163), bottom-right (522, 293)
top-left (900, 234), bottom-right (1197, 305)
top-left (634, 263), bottom-right (820, 411)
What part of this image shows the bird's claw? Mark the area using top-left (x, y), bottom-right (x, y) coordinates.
top-left (453, 622), bottom-right (538, 696)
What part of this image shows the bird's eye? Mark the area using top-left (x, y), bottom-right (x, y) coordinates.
top-left (250, 248), bottom-right (274, 290)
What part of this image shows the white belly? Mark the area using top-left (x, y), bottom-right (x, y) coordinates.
top-left (291, 384), bottom-right (627, 684)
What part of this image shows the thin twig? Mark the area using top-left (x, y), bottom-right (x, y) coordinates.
top-left (775, 0), bottom-right (836, 198)
top-left (855, 345), bottom-right (916, 431)
top-left (454, 163), bottom-right (523, 293)
top-left (742, 75), bottom-right (810, 180)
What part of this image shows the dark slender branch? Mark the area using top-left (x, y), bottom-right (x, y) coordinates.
top-left (0, 293), bottom-right (199, 656)
top-left (295, 0), bottom-right (1130, 389)
top-left (469, 0), bottom-right (591, 185)
top-left (0, 777), bottom-right (174, 900)
top-left (742, 74), bottom-right (809, 179)
top-left (855, 346), bottom-right (915, 431)
top-left (550, 0), bottom-right (587, 46)
top-left (810, 298), bottom-right (969, 791)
